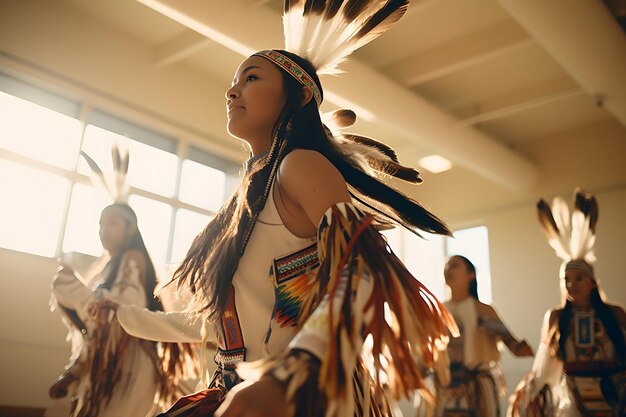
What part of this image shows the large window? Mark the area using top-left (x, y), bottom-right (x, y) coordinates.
top-left (383, 225), bottom-right (492, 303)
top-left (0, 72), bottom-right (238, 272)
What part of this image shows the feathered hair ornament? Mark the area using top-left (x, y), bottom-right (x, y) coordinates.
top-left (255, 0), bottom-right (410, 105)
top-left (536, 189), bottom-right (599, 279)
top-left (80, 140), bottom-right (130, 204)
top-left (283, 0), bottom-right (409, 76)
top-left (253, 1), bottom-right (421, 186)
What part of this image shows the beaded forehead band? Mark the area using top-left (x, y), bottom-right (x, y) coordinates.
top-left (254, 50), bottom-right (322, 107)
top-left (564, 260), bottom-right (595, 281)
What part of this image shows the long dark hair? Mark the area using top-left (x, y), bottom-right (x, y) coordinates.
top-left (173, 50), bottom-right (450, 319)
top-left (556, 287), bottom-right (625, 367)
top-left (97, 204), bottom-right (163, 312)
top-left (452, 255), bottom-right (479, 300)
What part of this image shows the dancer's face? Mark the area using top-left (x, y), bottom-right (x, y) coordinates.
top-left (225, 56), bottom-right (287, 150)
top-left (99, 208), bottom-right (130, 254)
top-left (563, 269), bottom-right (596, 303)
top-left (444, 256), bottom-right (474, 289)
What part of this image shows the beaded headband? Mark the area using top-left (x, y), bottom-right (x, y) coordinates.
top-left (564, 259), bottom-right (595, 281)
top-left (253, 50), bottom-right (322, 107)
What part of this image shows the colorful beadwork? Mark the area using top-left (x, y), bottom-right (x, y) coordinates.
top-left (272, 243), bottom-right (320, 327)
top-left (254, 50), bottom-right (322, 106)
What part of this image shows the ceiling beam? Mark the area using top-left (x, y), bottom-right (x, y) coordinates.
top-left (154, 29), bottom-right (210, 67)
top-left (137, 0), bottom-right (540, 191)
top-left (385, 21), bottom-right (533, 87)
top-left (458, 88), bottom-right (584, 127)
top-left (498, 0), bottom-right (626, 129)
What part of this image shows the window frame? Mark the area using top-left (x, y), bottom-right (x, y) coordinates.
top-left (0, 70), bottom-right (240, 265)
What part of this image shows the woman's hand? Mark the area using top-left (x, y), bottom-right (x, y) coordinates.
top-left (53, 260), bottom-right (76, 282)
top-left (214, 376), bottom-right (292, 417)
top-left (511, 339), bottom-right (534, 357)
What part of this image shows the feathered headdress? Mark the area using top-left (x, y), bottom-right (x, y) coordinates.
top-left (80, 140), bottom-right (130, 204)
top-left (283, 0), bottom-right (409, 76)
top-left (536, 189), bottom-right (599, 278)
top-left (253, 1), bottom-right (422, 187)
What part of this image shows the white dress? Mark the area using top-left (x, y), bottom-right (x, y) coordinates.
top-left (117, 180), bottom-right (317, 385)
top-left (508, 308), bottom-right (625, 417)
top-left (433, 297), bottom-right (505, 417)
top-left (116, 183), bottom-right (454, 417)
top-left (52, 252), bottom-right (160, 417)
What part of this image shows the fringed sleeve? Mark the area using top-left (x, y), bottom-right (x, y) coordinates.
top-left (507, 342), bottom-right (562, 417)
top-left (239, 202), bottom-right (457, 417)
top-left (54, 253), bottom-right (200, 416)
top-left (51, 269), bottom-right (97, 323)
top-left (109, 256), bottom-right (202, 408)
top-left (116, 304), bottom-right (204, 407)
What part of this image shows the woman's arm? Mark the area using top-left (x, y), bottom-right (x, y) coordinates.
top-left (228, 150), bottom-right (455, 417)
top-left (477, 302), bottom-right (533, 357)
top-left (114, 304), bottom-right (205, 344)
top-left (51, 263), bottom-right (97, 322)
top-left (277, 149), bottom-right (352, 227)
top-left (94, 251), bottom-right (210, 344)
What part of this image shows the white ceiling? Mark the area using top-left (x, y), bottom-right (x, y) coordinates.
top-left (56, 0), bottom-right (625, 190)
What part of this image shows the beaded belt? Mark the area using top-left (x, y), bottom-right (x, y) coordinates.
top-left (213, 285), bottom-right (246, 390)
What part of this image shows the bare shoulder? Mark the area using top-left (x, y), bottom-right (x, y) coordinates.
top-left (278, 149), bottom-right (350, 226)
top-left (476, 302), bottom-right (499, 319)
top-left (279, 149), bottom-right (349, 198)
top-left (538, 307), bottom-right (562, 343)
top-left (280, 149), bottom-right (341, 180)
top-left (547, 307), bottom-right (562, 327)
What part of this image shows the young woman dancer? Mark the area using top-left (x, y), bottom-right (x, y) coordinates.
top-left (509, 191), bottom-right (625, 417)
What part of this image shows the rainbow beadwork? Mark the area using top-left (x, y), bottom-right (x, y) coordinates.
top-left (272, 243), bottom-right (320, 327)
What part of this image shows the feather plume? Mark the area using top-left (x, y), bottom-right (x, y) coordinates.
top-left (80, 151), bottom-right (113, 198)
top-left (536, 199), bottom-right (569, 261)
top-left (81, 140), bottom-right (130, 204)
top-left (322, 109), bottom-right (357, 131)
top-left (333, 133), bottom-right (422, 184)
top-left (345, 133), bottom-right (398, 162)
top-left (284, 0), bottom-right (411, 75)
top-left (111, 141), bottom-right (130, 203)
top-left (329, 0), bottom-right (409, 69)
top-left (572, 190), bottom-right (598, 262)
top-left (536, 190), bottom-right (598, 265)
top-left (300, 0), bottom-right (328, 57)
top-left (324, 0), bottom-right (344, 19)
top-left (574, 190), bottom-right (598, 233)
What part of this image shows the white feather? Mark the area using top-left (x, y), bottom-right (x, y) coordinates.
top-left (539, 192), bottom-right (598, 265)
top-left (283, 1), bottom-right (410, 76)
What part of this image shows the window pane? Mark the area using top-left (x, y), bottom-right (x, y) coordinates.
top-left (80, 125), bottom-right (178, 197)
top-left (171, 209), bottom-right (212, 263)
top-left (0, 160), bottom-right (69, 257)
top-left (127, 194), bottom-right (172, 271)
top-left (179, 159), bottom-right (226, 211)
top-left (446, 226), bottom-right (492, 303)
top-left (89, 109), bottom-right (176, 153)
top-left (0, 91), bottom-right (82, 169)
top-left (62, 183), bottom-right (110, 257)
top-left (403, 231), bottom-right (447, 300)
